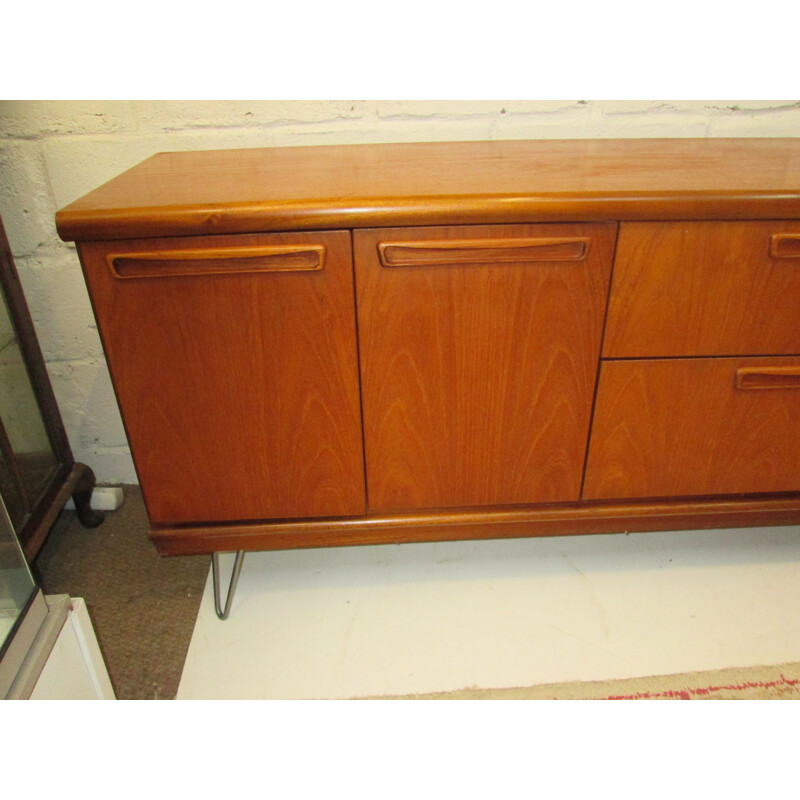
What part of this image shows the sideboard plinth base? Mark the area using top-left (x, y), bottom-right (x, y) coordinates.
top-left (150, 494), bottom-right (800, 557)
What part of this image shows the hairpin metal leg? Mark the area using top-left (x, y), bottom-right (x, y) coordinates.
top-left (211, 550), bottom-right (245, 620)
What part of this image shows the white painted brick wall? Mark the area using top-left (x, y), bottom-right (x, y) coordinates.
top-left (0, 100), bottom-right (798, 484)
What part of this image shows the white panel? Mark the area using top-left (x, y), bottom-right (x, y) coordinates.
top-left (179, 525), bottom-right (800, 699)
top-left (30, 599), bottom-right (115, 700)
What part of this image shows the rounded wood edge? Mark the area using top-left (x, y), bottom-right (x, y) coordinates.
top-left (56, 193), bottom-right (800, 243)
top-left (149, 495), bottom-right (800, 556)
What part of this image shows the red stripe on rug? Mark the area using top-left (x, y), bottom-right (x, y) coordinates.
top-left (603, 674), bottom-right (800, 700)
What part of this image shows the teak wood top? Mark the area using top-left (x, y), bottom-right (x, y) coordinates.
top-left (56, 138), bottom-right (800, 241)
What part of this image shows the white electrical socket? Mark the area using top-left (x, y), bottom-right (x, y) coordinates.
top-left (64, 486), bottom-right (124, 512)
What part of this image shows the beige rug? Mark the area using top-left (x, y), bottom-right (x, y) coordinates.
top-left (366, 661), bottom-right (800, 699)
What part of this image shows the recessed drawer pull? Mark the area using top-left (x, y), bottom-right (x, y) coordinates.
top-left (107, 244), bottom-right (326, 279)
top-left (377, 237), bottom-right (591, 268)
top-left (769, 234), bottom-right (800, 259)
top-left (735, 367), bottom-right (800, 390)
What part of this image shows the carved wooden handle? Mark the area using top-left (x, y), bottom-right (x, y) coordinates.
top-left (107, 244), bottom-right (326, 279)
top-left (769, 234), bottom-right (800, 259)
top-left (377, 237), bottom-right (591, 268)
top-left (735, 367), bottom-right (800, 390)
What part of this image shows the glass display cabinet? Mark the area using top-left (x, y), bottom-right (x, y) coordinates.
top-left (0, 490), bottom-right (48, 696)
top-left (1, 488), bottom-right (114, 699)
top-left (0, 214), bottom-right (103, 560)
top-left (0, 213), bottom-right (113, 698)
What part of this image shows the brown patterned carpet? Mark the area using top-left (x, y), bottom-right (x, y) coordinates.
top-left (31, 485), bottom-right (208, 700)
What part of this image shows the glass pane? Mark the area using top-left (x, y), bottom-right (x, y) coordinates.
top-left (0, 440), bottom-right (26, 530)
top-left (0, 289), bottom-right (58, 526)
top-left (0, 492), bottom-right (37, 657)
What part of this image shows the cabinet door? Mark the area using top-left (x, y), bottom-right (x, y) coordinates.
top-left (79, 231), bottom-right (365, 525)
top-left (583, 356), bottom-right (800, 500)
top-left (354, 223), bottom-right (616, 511)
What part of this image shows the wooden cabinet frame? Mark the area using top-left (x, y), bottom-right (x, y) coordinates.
top-left (55, 139), bottom-right (800, 559)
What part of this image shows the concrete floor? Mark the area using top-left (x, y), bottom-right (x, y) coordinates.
top-left (177, 524), bottom-right (800, 699)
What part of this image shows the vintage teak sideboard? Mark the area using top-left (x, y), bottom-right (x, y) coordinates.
top-left (56, 139), bottom-right (800, 613)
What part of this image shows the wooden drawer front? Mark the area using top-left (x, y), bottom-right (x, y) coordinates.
top-left (583, 357), bottom-right (800, 500)
top-left (603, 221), bottom-right (800, 357)
top-left (79, 231), bottom-right (366, 525)
top-left (355, 223), bottom-right (616, 511)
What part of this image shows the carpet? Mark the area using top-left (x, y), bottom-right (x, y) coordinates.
top-left (32, 485), bottom-right (208, 700)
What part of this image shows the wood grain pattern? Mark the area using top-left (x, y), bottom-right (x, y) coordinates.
top-left (148, 494), bottom-right (800, 555)
top-left (56, 139), bottom-right (800, 242)
top-left (583, 357), bottom-right (800, 500)
top-left (57, 139), bottom-right (800, 559)
top-left (78, 230), bottom-right (366, 525)
top-left (355, 223), bottom-right (616, 511)
top-left (604, 221), bottom-right (800, 357)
